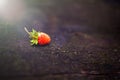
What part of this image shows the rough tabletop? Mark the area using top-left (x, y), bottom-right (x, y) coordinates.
top-left (0, 0), bottom-right (120, 79)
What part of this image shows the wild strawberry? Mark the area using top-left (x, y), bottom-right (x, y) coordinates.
top-left (24, 27), bottom-right (51, 45)
top-left (38, 32), bottom-right (51, 45)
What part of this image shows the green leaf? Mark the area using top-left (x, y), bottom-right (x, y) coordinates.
top-left (29, 29), bottom-right (38, 39)
top-left (35, 40), bottom-right (38, 45)
top-left (30, 40), bottom-right (34, 43)
top-left (30, 39), bottom-right (38, 45)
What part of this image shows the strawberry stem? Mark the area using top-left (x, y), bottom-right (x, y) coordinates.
top-left (24, 27), bottom-right (38, 39)
top-left (24, 27), bottom-right (31, 35)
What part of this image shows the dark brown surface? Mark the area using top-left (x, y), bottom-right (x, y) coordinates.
top-left (0, 0), bottom-right (120, 79)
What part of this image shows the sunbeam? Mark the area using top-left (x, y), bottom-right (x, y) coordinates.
top-left (0, 0), bottom-right (26, 23)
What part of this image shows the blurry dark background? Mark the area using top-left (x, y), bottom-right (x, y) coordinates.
top-left (23, 0), bottom-right (120, 33)
top-left (22, 0), bottom-right (120, 43)
top-left (0, 0), bottom-right (120, 34)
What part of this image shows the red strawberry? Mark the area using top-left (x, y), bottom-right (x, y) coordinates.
top-left (24, 27), bottom-right (51, 45)
top-left (38, 32), bottom-right (51, 45)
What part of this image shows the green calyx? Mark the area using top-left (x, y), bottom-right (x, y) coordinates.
top-left (24, 27), bottom-right (39, 45)
top-left (29, 29), bottom-right (39, 45)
